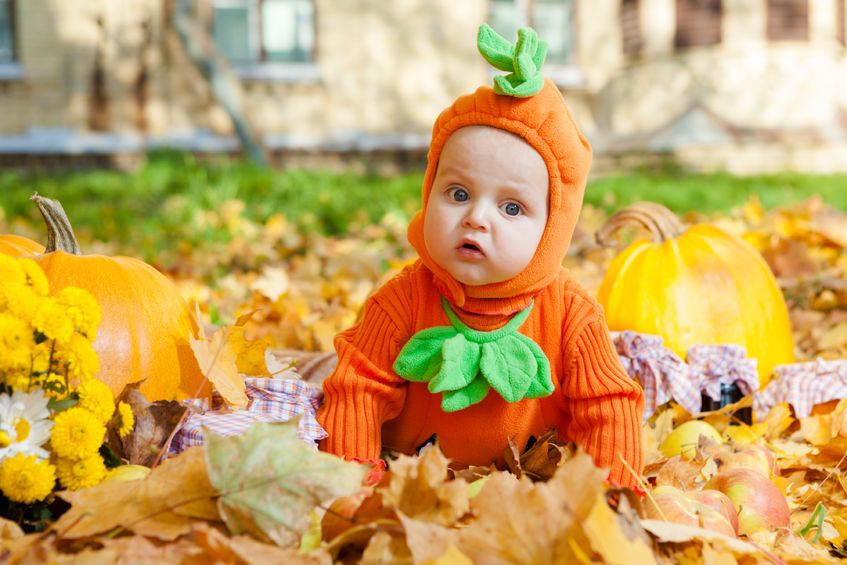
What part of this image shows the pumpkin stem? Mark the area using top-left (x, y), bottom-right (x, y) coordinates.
top-left (31, 194), bottom-right (82, 255)
top-left (595, 202), bottom-right (686, 245)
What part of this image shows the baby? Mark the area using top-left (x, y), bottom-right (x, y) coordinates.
top-left (317, 25), bottom-right (645, 488)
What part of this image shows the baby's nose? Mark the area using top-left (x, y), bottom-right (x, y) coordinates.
top-left (462, 204), bottom-right (491, 230)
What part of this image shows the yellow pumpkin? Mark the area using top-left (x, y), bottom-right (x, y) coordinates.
top-left (29, 195), bottom-right (210, 401)
top-left (596, 202), bottom-right (794, 388)
top-left (0, 234), bottom-right (45, 256)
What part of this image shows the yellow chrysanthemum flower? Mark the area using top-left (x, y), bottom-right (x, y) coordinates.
top-left (55, 453), bottom-right (107, 491)
top-left (39, 373), bottom-right (70, 400)
top-left (33, 298), bottom-right (74, 346)
top-left (116, 401), bottom-right (135, 438)
top-left (55, 287), bottom-right (101, 340)
top-left (3, 284), bottom-right (44, 324)
top-left (0, 255), bottom-right (27, 311)
top-left (77, 378), bottom-right (114, 425)
top-left (0, 453), bottom-right (56, 504)
top-left (50, 407), bottom-right (105, 460)
top-left (1, 369), bottom-right (32, 392)
top-left (56, 334), bottom-right (100, 384)
top-left (19, 258), bottom-right (49, 297)
top-left (0, 313), bottom-right (33, 373)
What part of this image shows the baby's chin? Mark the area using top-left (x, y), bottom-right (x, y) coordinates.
top-left (445, 267), bottom-right (512, 287)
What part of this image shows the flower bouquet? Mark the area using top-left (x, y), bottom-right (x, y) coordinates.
top-left (0, 254), bottom-right (134, 530)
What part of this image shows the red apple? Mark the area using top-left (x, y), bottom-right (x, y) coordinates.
top-left (710, 442), bottom-right (778, 478)
top-left (644, 486), bottom-right (737, 537)
top-left (689, 489), bottom-right (739, 535)
top-left (705, 468), bottom-right (790, 536)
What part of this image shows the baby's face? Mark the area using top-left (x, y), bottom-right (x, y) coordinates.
top-left (423, 126), bottom-right (549, 286)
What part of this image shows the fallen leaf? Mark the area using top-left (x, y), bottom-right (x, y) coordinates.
top-left (53, 446), bottom-right (219, 541)
top-left (381, 445), bottom-right (469, 527)
top-left (109, 382), bottom-right (188, 466)
top-left (654, 455), bottom-right (708, 490)
top-left (191, 521), bottom-right (332, 564)
top-left (360, 530), bottom-right (412, 564)
top-left (397, 512), bottom-right (459, 564)
top-left (190, 322), bottom-right (248, 409)
top-left (583, 492), bottom-right (657, 565)
top-left (251, 266), bottom-right (290, 302)
top-left (640, 519), bottom-right (759, 555)
top-left (0, 517), bottom-right (23, 540)
top-left (205, 420), bottom-right (366, 548)
top-left (456, 450), bottom-right (607, 564)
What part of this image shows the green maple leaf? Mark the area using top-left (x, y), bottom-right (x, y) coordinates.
top-left (205, 420), bottom-right (366, 547)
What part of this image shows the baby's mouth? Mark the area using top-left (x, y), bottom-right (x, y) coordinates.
top-left (457, 241), bottom-right (485, 258)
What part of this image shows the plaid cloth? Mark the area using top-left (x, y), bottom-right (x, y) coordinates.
top-left (755, 359), bottom-right (847, 418)
top-left (613, 332), bottom-right (761, 420)
top-left (613, 331), bottom-right (700, 421)
top-left (169, 378), bottom-right (327, 455)
top-left (687, 344), bottom-right (758, 403)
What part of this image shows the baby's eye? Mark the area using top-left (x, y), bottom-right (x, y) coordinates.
top-left (502, 202), bottom-right (522, 216)
top-left (449, 188), bottom-right (470, 202)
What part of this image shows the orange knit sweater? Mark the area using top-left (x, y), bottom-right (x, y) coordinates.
top-left (317, 260), bottom-right (645, 487)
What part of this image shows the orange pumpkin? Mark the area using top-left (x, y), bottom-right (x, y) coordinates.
top-left (596, 202), bottom-right (794, 389)
top-left (29, 195), bottom-right (210, 401)
top-left (0, 234), bottom-right (45, 256)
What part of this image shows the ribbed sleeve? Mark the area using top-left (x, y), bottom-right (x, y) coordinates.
top-left (317, 299), bottom-right (408, 461)
top-left (562, 314), bottom-right (645, 488)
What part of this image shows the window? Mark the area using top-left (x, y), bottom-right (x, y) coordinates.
top-left (767, 0), bottom-right (808, 41)
top-left (675, 0), bottom-right (722, 49)
top-left (488, 0), bottom-right (575, 65)
top-left (0, 0), bottom-right (15, 63)
top-left (212, 0), bottom-right (314, 64)
top-left (621, 0), bottom-right (643, 56)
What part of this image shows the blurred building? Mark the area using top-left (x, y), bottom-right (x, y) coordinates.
top-left (0, 0), bottom-right (846, 173)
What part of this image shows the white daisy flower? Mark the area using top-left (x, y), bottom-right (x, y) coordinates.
top-left (0, 389), bottom-right (53, 461)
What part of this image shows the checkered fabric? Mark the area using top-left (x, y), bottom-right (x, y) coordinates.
top-left (169, 378), bottom-right (327, 455)
top-left (755, 359), bottom-right (847, 418)
top-left (687, 344), bottom-right (759, 403)
top-left (612, 331), bottom-right (701, 421)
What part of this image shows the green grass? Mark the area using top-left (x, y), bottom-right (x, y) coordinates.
top-left (585, 169), bottom-right (847, 213)
top-left (2, 151), bottom-right (847, 264)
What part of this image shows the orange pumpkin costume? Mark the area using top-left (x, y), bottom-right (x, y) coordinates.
top-left (318, 28), bottom-right (645, 487)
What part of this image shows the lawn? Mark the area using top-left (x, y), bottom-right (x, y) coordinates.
top-left (3, 151), bottom-right (847, 265)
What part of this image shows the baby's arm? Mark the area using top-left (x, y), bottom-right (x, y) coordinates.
top-left (561, 310), bottom-right (645, 489)
top-left (317, 295), bottom-right (408, 461)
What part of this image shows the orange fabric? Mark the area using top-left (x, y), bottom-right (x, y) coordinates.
top-left (317, 78), bottom-right (645, 487)
top-left (318, 262), bottom-right (645, 487)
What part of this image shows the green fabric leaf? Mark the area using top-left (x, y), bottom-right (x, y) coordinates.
top-left (477, 24), bottom-right (515, 72)
top-left (480, 335), bottom-right (537, 403)
top-left (513, 28), bottom-right (538, 81)
top-left (493, 73), bottom-right (545, 98)
top-left (205, 420), bottom-right (366, 547)
top-left (515, 333), bottom-right (555, 398)
top-left (478, 24), bottom-right (547, 98)
top-left (429, 334), bottom-right (481, 394)
top-left (394, 299), bottom-right (553, 411)
top-left (394, 326), bottom-right (458, 382)
top-left (441, 374), bottom-right (491, 413)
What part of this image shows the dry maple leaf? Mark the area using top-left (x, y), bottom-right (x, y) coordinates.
top-left (189, 318), bottom-right (249, 409)
top-left (582, 492), bottom-right (657, 564)
top-left (456, 450), bottom-right (607, 564)
top-left (380, 445), bottom-right (470, 527)
top-left (205, 420), bottom-right (366, 548)
top-left (52, 446), bottom-right (219, 541)
top-left (108, 382), bottom-right (188, 467)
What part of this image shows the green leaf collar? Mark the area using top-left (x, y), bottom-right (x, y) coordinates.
top-left (393, 298), bottom-right (554, 412)
top-left (477, 24), bottom-right (548, 98)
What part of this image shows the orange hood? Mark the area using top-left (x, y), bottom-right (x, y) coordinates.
top-left (408, 78), bottom-right (592, 314)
